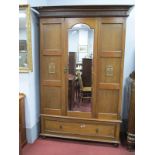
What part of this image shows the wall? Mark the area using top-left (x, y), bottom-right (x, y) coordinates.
top-left (19, 29), bottom-right (26, 40)
top-left (29, 0), bottom-right (135, 6)
top-left (19, 0), bottom-right (135, 143)
top-left (19, 8), bottom-right (40, 143)
top-left (88, 30), bottom-right (94, 56)
top-left (122, 8), bottom-right (135, 119)
top-left (68, 30), bottom-right (79, 53)
top-left (69, 29), bottom-right (94, 59)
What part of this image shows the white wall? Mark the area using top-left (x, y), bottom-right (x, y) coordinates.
top-left (19, 29), bottom-right (26, 40)
top-left (68, 30), bottom-right (79, 52)
top-left (19, 5), bottom-right (39, 143)
top-left (88, 30), bottom-right (94, 56)
top-left (122, 8), bottom-right (135, 119)
top-left (69, 29), bottom-right (94, 62)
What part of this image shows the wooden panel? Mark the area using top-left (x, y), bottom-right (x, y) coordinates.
top-left (99, 58), bottom-right (121, 83)
top-left (67, 111), bottom-right (91, 118)
top-left (41, 18), bottom-right (64, 53)
top-left (41, 80), bottom-right (61, 87)
top-left (41, 114), bottom-right (121, 123)
top-left (45, 120), bottom-right (115, 138)
top-left (41, 56), bottom-right (62, 81)
top-left (100, 23), bottom-right (123, 51)
top-left (127, 72), bottom-right (135, 149)
top-left (19, 94), bottom-right (27, 147)
top-left (44, 109), bottom-right (61, 115)
top-left (43, 23), bottom-right (61, 50)
top-left (99, 51), bottom-right (122, 58)
top-left (98, 83), bottom-right (120, 89)
top-left (98, 113), bottom-right (118, 120)
top-left (96, 17), bottom-right (126, 121)
top-left (41, 116), bottom-right (117, 140)
top-left (97, 90), bottom-right (119, 113)
top-left (42, 86), bottom-right (61, 110)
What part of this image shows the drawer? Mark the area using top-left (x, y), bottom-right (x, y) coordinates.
top-left (42, 116), bottom-right (116, 139)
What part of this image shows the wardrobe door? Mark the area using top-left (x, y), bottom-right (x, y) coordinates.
top-left (40, 18), bottom-right (66, 115)
top-left (97, 18), bottom-right (126, 120)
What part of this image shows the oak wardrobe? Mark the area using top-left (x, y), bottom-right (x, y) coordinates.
top-left (36, 5), bottom-right (133, 145)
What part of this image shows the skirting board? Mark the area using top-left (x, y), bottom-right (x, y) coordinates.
top-left (26, 121), bottom-right (40, 143)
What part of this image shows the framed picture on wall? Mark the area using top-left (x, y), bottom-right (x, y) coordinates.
top-left (78, 45), bottom-right (88, 62)
top-left (19, 4), bottom-right (32, 72)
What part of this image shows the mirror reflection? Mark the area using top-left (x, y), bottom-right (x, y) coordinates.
top-left (19, 9), bottom-right (28, 68)
top-left (68, 24), bottom-right (94, 112)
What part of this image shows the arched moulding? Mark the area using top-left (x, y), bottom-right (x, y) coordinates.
top-left (70, 23), bottom-right (91, 30)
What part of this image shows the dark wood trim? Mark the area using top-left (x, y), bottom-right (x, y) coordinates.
top-left (34, 5), bottom-right (134, 18)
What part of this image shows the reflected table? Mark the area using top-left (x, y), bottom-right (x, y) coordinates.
top-left (68, 74), bottom-right (75, 110)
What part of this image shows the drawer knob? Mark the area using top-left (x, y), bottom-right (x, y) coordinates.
top-left (80, 124), bottom-right (86, 128)
top-left (59, 125), bottom-right (63, 129)
top-left (96, 128), bottom-right (99, 133)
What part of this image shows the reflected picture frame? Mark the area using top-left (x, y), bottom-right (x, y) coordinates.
top-left (19, 4), bottom-right (32, 72)
top-left (79, 45), bottom-right (88, 53)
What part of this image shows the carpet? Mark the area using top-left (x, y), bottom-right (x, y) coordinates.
top-left (22, 137), bottom-right (135, 155)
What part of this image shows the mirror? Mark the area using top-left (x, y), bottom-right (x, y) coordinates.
top-left (19, 5), bottom-right (32, 72)
top-left (68, 24), bottom-right (94, 112)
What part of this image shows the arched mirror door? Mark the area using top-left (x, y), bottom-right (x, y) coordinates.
top-left (67, 23), bottom-right (94, 113)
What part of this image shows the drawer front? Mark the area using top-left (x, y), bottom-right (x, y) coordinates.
top-left (42, 116), bottom-right (117, 139)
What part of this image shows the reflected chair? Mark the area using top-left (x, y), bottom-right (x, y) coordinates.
top-left (77, 71), bottom-right (92, 104)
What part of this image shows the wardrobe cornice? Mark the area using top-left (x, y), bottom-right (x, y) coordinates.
top-left (34, 5), bottom-right (134, 18)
